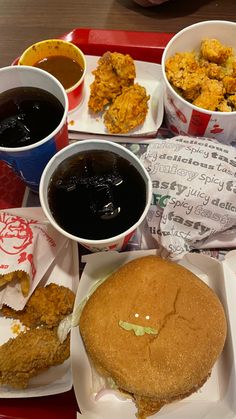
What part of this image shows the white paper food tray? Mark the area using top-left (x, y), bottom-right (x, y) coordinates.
top-left (0, 207), bottom-right (80, 398)
top-left (71, 249), bottom-right (236, 419)
top-left (68, 55), bottom-right (163, 138)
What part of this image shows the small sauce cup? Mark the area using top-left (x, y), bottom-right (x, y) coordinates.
top-left (18, 39), bottom-right (87, 113)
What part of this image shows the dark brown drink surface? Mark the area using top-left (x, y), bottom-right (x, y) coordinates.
top-left (0, 87), bottom-right (64, 148)
top-left (34, 55), bottom-right (84, 90)
top-left (48, 150), bottom-right (146, 240)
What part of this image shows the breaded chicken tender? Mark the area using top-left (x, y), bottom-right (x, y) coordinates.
top-left (193, 78), bottom-right (225, 111)
top-left (0, 328), bottom-right (70, 389)
top-left (1, 283), bottom-right (75, 328)
top-left (88, 51), bottom-right (136, 113)
top-left (200, 39), bottom-right (232, 64)
top-left (104, 83), bottom-right (150, 134)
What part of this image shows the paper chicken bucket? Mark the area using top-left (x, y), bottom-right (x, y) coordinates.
top-left (161, 20), bottom-right (236, 145)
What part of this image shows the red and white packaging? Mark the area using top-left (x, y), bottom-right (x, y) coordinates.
top-left (161, 20), bottom-right (236, 145)
top-left (71, 249), bottom-right (236, 419)
top-left (0, 207), bottom-right (68, 310)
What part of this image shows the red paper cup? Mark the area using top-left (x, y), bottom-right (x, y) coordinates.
top-left (161, 20), bottom-right (236, 145)
top-left (18, 39), bottom-right (86, 113)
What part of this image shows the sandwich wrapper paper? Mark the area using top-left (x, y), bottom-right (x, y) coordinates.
top-left (71, 249), bottom-right (236, 419)
top-left (0, 207), bottom-right (68, 311)
top-left (140, 136), bottom-right (236, 260)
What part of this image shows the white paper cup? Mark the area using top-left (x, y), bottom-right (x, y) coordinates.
top-left (161, 20), bottom-right (236, 145)
top-left (39, 140), bottom-right (152, 252)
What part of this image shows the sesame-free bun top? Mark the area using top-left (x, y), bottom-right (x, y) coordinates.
top-left (79, 255), bottom-right (227, 414)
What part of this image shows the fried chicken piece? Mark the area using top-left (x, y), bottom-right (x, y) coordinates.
top-left (200, 39), bottom-right (232, 65)
top-left (222, 75), bottom-right (236, 94)
top-left (0, 328), bottom-right (70, 389)
top-left (217, 100), bottom-right (232, 112)
top-left (166, 39), bottom-right (236, 112)
top-left (165, 52), bottom-right (206, 101)
top-left (199, 60), bottom-right (226, 81)
top-left (1, 283), bottom-right (75, 328)
top-left (231, 60), bottom-right (236, 78)
top-left (228, 94), bottom-right (236, 110)
top-left (88, 51), bottom-right (136, 113)
top-left (165, 51), bottom-right (198, 83)
top-left (193, 78), bottom-right (225, 111)
top-left (103, 83), bottom-right (150, 134)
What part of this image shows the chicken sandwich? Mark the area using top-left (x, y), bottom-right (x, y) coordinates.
top-left (79, 255), bottom-right (227, 419)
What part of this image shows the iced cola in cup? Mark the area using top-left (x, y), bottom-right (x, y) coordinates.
top-left (39, 140), bottom-right (152, 252)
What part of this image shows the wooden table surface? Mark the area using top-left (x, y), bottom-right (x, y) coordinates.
top-left (0, 0), bottom-right (236, 67)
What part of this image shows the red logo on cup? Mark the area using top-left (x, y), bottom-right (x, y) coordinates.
top-left (169, 97), bottom-right (187, 123)
top-left (210, 124), bottom-right (224, 134)
top-left (188, 109), bottom-right (211, 136)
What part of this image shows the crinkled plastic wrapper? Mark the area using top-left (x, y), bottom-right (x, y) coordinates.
top-left (140, 136), bottom-right (236, 259)
top-left (0, 208), bottom-right (68, 310)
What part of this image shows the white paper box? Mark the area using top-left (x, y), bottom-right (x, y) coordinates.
top-left (0, 208), bottom-right (80, 398)
top-left (71, 250), bottom-right (236, 419)
top-left (68, 56), bottom-right (163, 138)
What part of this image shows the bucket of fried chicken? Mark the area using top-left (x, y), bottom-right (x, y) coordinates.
top-left (161, 20), bottom-right (236, 145)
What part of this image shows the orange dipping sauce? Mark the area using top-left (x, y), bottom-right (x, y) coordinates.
top-left (34, 55), bottom-right (84, 90)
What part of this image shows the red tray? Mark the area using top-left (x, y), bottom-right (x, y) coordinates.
top-left (0, 28), bottom-right (172, 419)
top-left (0, 28), bottom-right (173, 211)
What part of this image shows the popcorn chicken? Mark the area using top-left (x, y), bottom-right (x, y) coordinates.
top-left (165, 38), bottom-right (236, 112)
top-left (165, 52), bottom-right (206, 101)
top-left (165, 51), bottom-right (198, 85)
top-left (217, 100), bottom-right (232, 112)
top-left (222, 75), bottom-right (236, 94)
top-left (200, 61), bottom-right (226, 80)
top-left (193, 79), bottom-right (225, 111)
top-left (228, 94), bottom-right (236, 109)
top-left (200, 39), bottom-right (232, 64)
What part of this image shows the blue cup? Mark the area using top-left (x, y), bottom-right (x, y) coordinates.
top-left (0, 66), bottom-right (69, 192)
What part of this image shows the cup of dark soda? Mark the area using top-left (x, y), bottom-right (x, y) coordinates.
top-left (0, 65), bottom-right (69, 192)
top-left (39, 139), bottom-right (152, 252)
